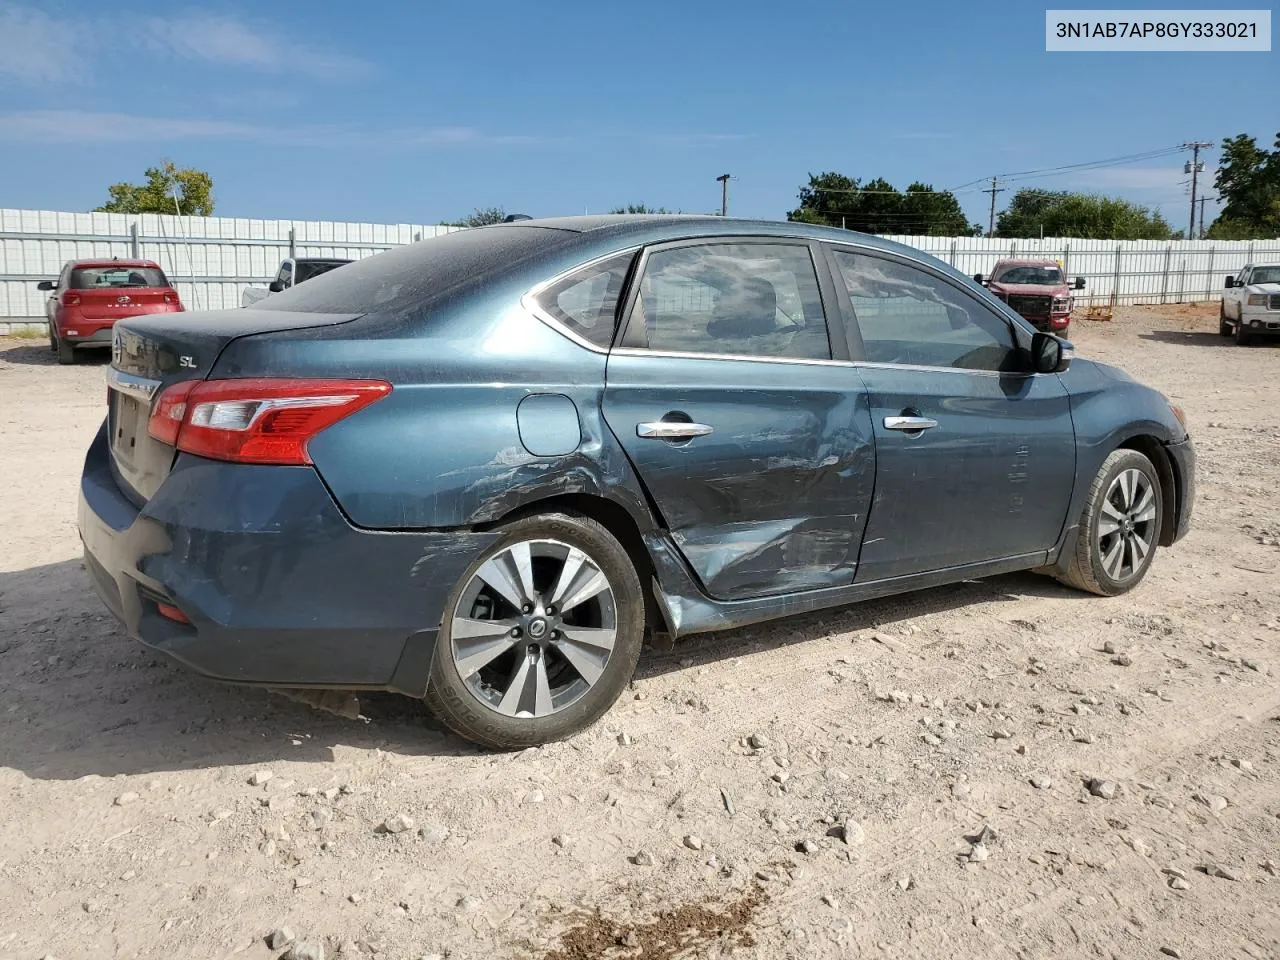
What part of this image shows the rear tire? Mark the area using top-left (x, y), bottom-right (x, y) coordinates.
top-left (424, 512), bottom-right (645, 750)
top-left (1055, 449), bottom-right (1163, 597)
top-left (56, 338), bottom-right (76, 364)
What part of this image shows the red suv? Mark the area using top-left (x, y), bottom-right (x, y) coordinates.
top-left (38, 259), bottom-right (184, 364)
top-left (975, 259), bottom-right (1084, 333)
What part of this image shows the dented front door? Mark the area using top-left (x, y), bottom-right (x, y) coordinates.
top-left (602, 353), bottom-right (876, 600)
top-left (852, 366), bottom-right (1075, 582)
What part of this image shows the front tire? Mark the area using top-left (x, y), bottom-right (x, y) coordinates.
top-left (424, 512), bottom-right (645, 750)
top-left (1219, 302), bottom-right (1233, 336)
top-left (1235, 320), bottom-right (1252, 346)
top-left (1056, 449), bottom-right (1163, 597)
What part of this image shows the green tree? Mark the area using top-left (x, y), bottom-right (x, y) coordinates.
top-left (94, 161), bottom-right (214, 216)
top-left (440, 207), bottom-right (510, 227)
top-left (786, 172), bottom-right (977, 235)
top-left (1205, 131), bottom-right (1280, 239)
top-left (995, 189), bottom-right (1173, 239)
top-left (609, 203), bottom-right (674, 214)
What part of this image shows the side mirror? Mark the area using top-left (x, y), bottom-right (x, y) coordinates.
top-left (36, 280), bottom-right (55, 291)
top-left (1031, 332), bottom-right (1071, 374)
top-left (1073, 277), bottom-right (1085, 290)
top-left (268, 280), bottom-right (284, 293)
top-left (973, 273), bottom-right (985, 285)
top-left (1224, 275), bottom-right (1236, 289)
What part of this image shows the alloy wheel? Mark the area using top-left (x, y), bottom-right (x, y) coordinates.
top-left (1096, 468), bottom-right (1157, 583)
top-left (449, 538), bottom-right (618, 719)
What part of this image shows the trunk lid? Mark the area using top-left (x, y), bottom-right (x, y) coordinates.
top-left (107, 308), bottom-right (362, 504)
top-left (72, 287), bottom-right (177, 319)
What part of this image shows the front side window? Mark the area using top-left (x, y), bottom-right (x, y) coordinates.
top-left (533, 251), bottom-right (634, 348)
top-left (832, 250), bottom-right (1020, 372)
top-left (624, 243), bottom-right (831, 360)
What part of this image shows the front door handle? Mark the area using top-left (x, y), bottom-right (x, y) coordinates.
top-left (884, 415), bottom-right (938, 432)
top-left (637, 421), bottom-right (714, 440)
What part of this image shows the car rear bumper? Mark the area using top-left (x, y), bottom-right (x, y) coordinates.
top-left (1165, 436), bottom-right (1195, 543)
top-left (63, 327), bottom-right (115, 345)
top-left (77, 421), bottom-right (498, 696)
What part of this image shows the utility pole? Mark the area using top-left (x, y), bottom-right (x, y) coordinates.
top-left (1196, 195), bottom-right (1211, 239)
top-left (1183, 141), bottom-right (1211, 238)
top-left (716, 174), bottom-right (731, 217)
top-left (984, 176), bottom-right (1005, 236)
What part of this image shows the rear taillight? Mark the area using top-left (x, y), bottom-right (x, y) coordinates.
top-left (64, 294), bottom-right (81, 306)
top-left (163, 292), bottom-right (177, 303)
top-left (147, 378), bottom-right (391, 465)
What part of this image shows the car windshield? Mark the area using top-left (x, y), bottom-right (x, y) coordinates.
top-left (70, 266), bottom-right (168, 289)
top-left (994, 266), bottom-right (1064, 285)
top-left (295, 260), bottom-right (351, 284)
top-left (1250, 266), bottom-right (1280, 285)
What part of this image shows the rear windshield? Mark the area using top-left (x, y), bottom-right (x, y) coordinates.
top-left (295, 260), bottom-right (351, 284)
top-left (71, 266), bottom-right (168, 289)
top-left (254, 227), bottom-right (577, 315)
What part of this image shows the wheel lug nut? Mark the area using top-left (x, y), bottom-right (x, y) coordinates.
top-left (550, 629), bottom-right (559, 639)
top-left (545, 605), bottom-right (556, 615)
top-left (510, 627), bottom-right (521, 638)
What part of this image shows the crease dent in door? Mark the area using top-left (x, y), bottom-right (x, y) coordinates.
top-left (608, 392), bottom-right (875, 600)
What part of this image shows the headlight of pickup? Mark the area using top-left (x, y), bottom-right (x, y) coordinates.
top-left (1247, 293), bottom-right (1267, 306)
top-left (1053, 297), bottom-right (1071, 311)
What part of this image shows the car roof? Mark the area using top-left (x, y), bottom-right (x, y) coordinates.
top-left (481, 214), bottom-right (932, 261)
top-left (68, 258), bottom-right (162, 268)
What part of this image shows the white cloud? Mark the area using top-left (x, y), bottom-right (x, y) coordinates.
top-left (139, 13), bottom-right (373, 81)
top-left (0, 110), bottom-right (514, 148)
top-left (0, 3), bottom-right (84, 84)
top-left (0, 5), bottom-right (370, 84)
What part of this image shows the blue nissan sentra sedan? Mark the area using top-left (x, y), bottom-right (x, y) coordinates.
top-left (79, 216), bottom-right (1194, 748)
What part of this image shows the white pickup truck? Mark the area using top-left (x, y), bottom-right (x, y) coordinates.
top-left (241, 257), bottom-right (352, 307)
top-left (1221, 262), bottom-right (1280, 345)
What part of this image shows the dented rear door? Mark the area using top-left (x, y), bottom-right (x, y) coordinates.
top-left (601, 238), bottom-right (875, 601)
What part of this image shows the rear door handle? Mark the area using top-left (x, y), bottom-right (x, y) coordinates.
top-left (637, 421), bottom-right (714, 440)
top-left (884, 415), bottom-right (938, 432)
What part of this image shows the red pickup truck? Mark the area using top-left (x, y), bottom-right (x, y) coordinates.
top-left (975, 259), bottom-right (1085, 333)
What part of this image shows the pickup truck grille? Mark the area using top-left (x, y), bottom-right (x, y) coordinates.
top-left (1007, 294), bottom-right (1053, 317)
top-left (1269, 294), bottom-right (1280, 311)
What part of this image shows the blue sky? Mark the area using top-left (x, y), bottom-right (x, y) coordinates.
top-left (0, 0), bottom-right (1275, 229)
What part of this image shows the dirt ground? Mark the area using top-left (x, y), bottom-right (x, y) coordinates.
top-left (1, 304), bottom-right (1278, 960)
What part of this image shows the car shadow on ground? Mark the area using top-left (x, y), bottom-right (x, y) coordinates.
top-left (0, 558), bottom-right (1084, 781)
top-left (0, 341), bottom-right (111, 366)
top-left (1139, 330), bottom-right (1280, 348)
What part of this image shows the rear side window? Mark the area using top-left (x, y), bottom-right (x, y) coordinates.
top-left (70, 266), bottom-right (168, 289)
top-left (533, 252), bottom-right (635, 348)
top-left (624, 243), bottom-right (831, 361)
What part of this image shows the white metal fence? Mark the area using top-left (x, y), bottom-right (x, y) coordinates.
top-left (3, 207), bottom-right (1278, 326)
top-left (0, 208), bottom-right (460, 324)
top-left (884, 234), bottom-right (1280, 309)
